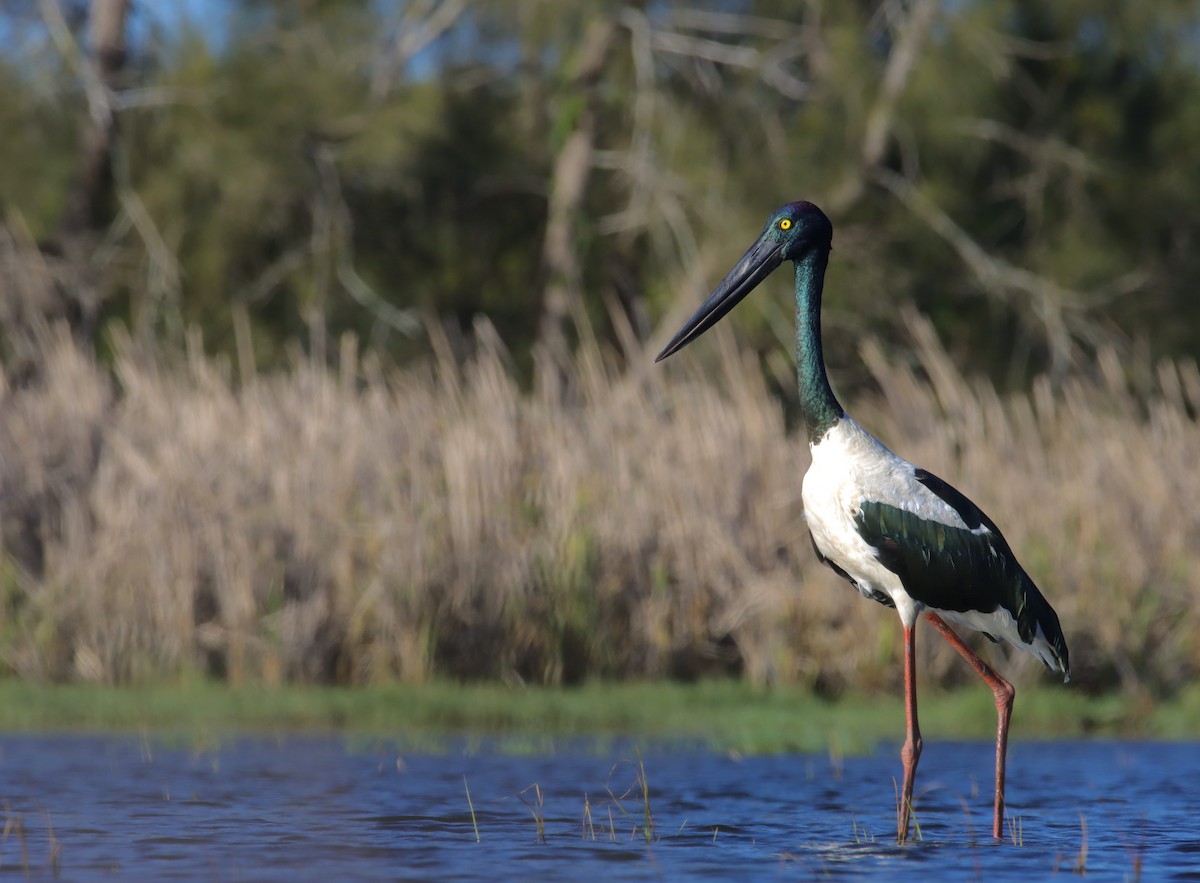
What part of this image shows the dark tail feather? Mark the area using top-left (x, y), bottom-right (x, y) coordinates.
top-left (1018, 572), bottom-right (1070, 682)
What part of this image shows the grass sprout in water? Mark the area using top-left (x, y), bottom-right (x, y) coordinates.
top-left (606, 748), bottom-right (656, 844)
top-left (1007, 814), bottom-right (1023, 847)
top-left (516, 783), bottom-right (547, 843)
top-left (1073, 813), bottom-right (1088, 875)
top-left (0, 801), bottom-right (60, 877)
top-left (581, 793), bottom-right (595, 841)
top-left (851, 813), bottom-right (875, 844)
top-left (463, 775), bottom-right (480, 843)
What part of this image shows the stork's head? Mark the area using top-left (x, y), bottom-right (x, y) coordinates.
top-left (655, 201), bottom-right (832, 363)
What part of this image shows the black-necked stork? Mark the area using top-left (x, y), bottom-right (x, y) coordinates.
top-left (655, 201), bottom-right (1070, 843)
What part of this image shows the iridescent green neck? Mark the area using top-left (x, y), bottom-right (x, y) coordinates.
top-left (794, 248), bottom-right (844, 444)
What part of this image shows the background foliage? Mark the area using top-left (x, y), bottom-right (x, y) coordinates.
top-left (1, 0), bottom-right (1198, 695)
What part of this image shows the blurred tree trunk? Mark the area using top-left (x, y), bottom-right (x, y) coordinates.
top-left (51, 0), bottom-right (128, 345)
top-left (534, 17), bottom-right (618, 399)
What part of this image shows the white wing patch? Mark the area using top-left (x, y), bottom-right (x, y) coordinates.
top-left (936, 607), bottom-right (1063, 672)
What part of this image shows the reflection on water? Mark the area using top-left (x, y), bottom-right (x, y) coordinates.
top-left (0, 734), bottom-right (1194, 880)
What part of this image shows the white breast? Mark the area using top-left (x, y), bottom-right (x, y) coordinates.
top-left (802, 418), bottom-right (927, 626)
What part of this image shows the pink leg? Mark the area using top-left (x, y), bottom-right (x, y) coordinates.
top-left (898, 624), bottom-right (922, 843)
top-left (924, 612), bottom-right (1014, 841)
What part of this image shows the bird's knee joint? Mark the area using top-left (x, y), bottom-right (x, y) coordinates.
top-left (901, 736), bottom-right (923, 766)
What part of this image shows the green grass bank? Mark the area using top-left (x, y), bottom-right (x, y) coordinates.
top-left (0, 680), bottom-right (1194, 754)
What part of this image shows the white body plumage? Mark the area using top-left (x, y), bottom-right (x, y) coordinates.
top-left (802, 417), bottom-right (1063, 674)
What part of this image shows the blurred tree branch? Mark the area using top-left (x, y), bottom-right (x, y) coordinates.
top-left (874, 167), bottom-right (1149, 378)
top-left (369, 0), bottom-right (467, 101)
top-left (829, 0), bottom-right (939, 213)
top-left (311, 145), bottom-right (420, 349)
top-left (653, 6), bottom-right (813, 99)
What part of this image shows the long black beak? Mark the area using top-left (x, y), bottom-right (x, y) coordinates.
top-left (655, 234), bottom-right (785, 362)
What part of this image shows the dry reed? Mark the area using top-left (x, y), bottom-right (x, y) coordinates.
top-left (1, 313), bottom-right (1198, 695)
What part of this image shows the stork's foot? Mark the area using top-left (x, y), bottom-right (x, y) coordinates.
top-left (897, 732), bottom-right (923, 843)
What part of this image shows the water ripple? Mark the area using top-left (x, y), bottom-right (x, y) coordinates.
top-left (0, 735), bottom-right (1195, 879)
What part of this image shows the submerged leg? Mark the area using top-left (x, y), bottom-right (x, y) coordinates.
top-left (898, 623), bottom-right (922, 843)
top-left (924, 612), bottom-right (1014, 841)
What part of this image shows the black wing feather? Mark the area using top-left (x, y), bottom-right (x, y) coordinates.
top-left (854, 468), bottom-right (1069, 672)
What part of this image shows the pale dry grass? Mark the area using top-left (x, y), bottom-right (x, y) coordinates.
top-left (1, 315), bottom-right (1197, 694)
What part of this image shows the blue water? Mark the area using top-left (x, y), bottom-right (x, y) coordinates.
top-left (0, 734), bottom-right (1194, 880)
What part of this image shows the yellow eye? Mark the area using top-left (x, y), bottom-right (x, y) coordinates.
top-left (779, 218), bottom-right (792, 230)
